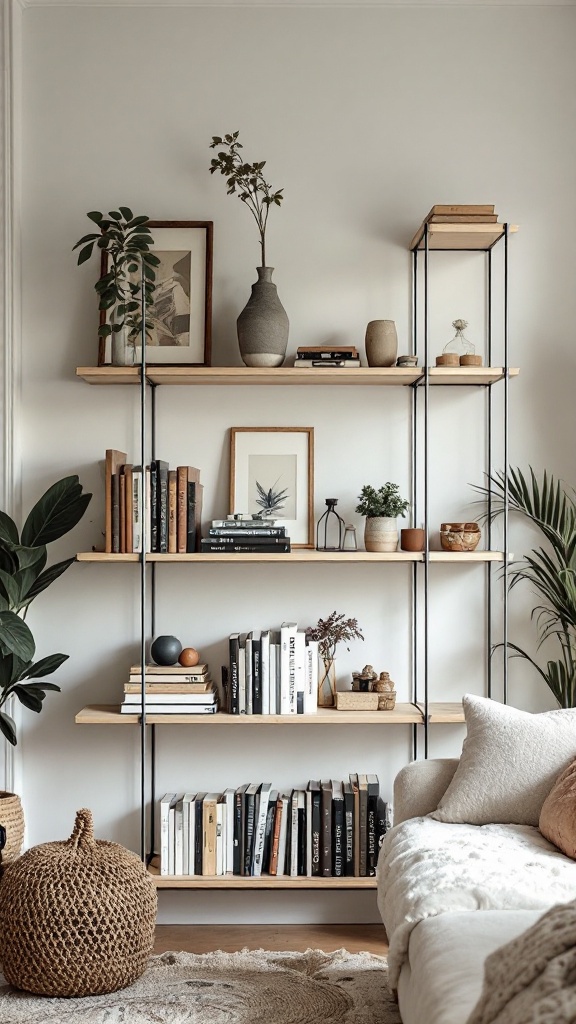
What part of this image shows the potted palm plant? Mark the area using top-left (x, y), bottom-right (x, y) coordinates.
top-left (476, 467), bottom-right (576, 708)
top-left (209, 131), bottom-right (288, 367)
top-left (355, 483), bottom-right (410, 552)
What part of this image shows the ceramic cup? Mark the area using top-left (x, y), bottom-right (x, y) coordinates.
top-left (400, 528), bottom-right (426, 552)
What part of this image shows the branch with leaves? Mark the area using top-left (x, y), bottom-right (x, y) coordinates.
top-left (209, 132), bottom-right (284, 267)
top-left (305, 611), bottom-right (364, 663)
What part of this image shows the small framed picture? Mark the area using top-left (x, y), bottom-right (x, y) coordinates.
top-left (229, 428), bottom-right (315, 548)
top-left (98, 220), bottom-right (213, 366)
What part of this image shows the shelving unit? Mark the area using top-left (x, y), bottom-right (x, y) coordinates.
top-left (75, 216), bottom-right (517, 886)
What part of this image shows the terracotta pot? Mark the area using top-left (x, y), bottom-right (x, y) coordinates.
top-left (364, 517), bottom-right (398, 552)
top-left (401, 528), bottom-right (425, 552)
top-left (0, 791), bottom-right (24, 865)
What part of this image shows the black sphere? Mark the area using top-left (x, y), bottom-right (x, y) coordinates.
top-left (150, 635), bottom-right (182, 667)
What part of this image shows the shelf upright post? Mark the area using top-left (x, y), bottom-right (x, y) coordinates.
top-left (486, 248), bottom-right (493, 698)
top-left (139, 272), bottom-right (148, 864)
top-left (503, 225), bottom-right (510, 704)
top-left (423, 224), bottom-right (430, 758)
top-left (411, 245), bottom-right (419, 761)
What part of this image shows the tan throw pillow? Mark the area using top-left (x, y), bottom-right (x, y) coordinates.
top-left (431, 694), bottom-right (576, 826)
top-left (539, 759), bottom-right (576, 858)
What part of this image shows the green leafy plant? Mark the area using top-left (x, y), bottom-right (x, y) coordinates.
top-left (0, 476), bottom-right (92, 745)
top-left (254, 479), bottom-right (288, 517)
top-left (73, 208), bottom-right (160, 344)
top-left (475, 467), bottom-right (576, 708)
top-left (305, 611), bottom-right (364, 663)
top-left (355, 484), bottom-right (410, 519)
top-left (209, 131), bottom-right (284, 267)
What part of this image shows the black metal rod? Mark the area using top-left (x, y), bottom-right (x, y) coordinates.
top-left (139, 273), bottom-right (148, 863)
top-left (503, 225), bottom-right (510, 704)
top-left (423, 225), bottom-right (430, 759)
top-left (149, 724), bottom-right (156, 863)
top-left (411, 248), bottom-right (419, 760)
top-left (487, 248), bottom-right (493, 699)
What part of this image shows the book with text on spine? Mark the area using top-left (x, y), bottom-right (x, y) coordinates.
top-left (120, 703), bottom-right (218, 715)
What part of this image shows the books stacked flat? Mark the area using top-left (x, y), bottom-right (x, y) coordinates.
top-left (227, 624), bottom-right (317, 715)
top-left (159, 774), bottom-right (391, 878)
top-left (410, 204), bottom-right (498, 248)
top-left (294, 345), bottom-right (361, 369)
top-left (200, 519), bottom-right (291, 555)
top-left (105, 450), bottom-right (203, 554)
top-left (120, 663), bottom-right (218, 715)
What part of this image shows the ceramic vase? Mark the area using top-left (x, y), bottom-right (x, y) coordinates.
top-left (237, 267), bottom-right (289, 367)
top-left (318, 658), bottom-right (337, 708)
top-left (365, 320), bottom-right (398, 367)
top-left (364, 516), bottom-right (398, 552)
top-left (0, 791), bottom-right (24, 865)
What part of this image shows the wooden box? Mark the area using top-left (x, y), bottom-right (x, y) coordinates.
top-left (335, 691), bottom-right (379, 711)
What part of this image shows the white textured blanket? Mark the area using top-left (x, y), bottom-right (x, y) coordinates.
top-left (377, 817), bottom-right (576, 988)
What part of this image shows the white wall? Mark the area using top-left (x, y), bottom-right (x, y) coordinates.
top-left (16, 3), bottom-right (576, 923)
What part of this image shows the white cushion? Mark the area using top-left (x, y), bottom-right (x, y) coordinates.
top-left (431, 694), bottom-right (576, 826)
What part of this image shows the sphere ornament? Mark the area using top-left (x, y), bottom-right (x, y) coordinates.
top-left (150, 635), bottom-right (182, 666)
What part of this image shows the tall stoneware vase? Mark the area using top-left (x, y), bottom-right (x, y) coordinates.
top-left (365, 320), bottom-right (398, 367)
top-left (0, 791), bottom-right (24, 865)
top-left (318, 658), bottom-right (337, 708)
top-left (237, 267), bottom-right (289, 367)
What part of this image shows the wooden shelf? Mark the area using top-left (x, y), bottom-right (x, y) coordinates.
top-left (76, 549), bottom-right (508, 564)
top-left (147, 861), bottom-right (376, 889)
top-left (418, 702), bottom-right (466, 724)
top-left (411, 223), bottom-right (519, 251)
top-left (75, 703), bottom-right (425, 726)
top-left (76, 365), bottom-right (518, 388)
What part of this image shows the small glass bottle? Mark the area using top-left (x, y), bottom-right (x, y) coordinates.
top-left (443, 319), bottom-right (475, 358)
top-left (316, 499), bottom-right (345, 551)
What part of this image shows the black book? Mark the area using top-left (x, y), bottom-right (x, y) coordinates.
top-left (111, 472), bottom-right (121, 553)
top-left (343, 781), bottom-right (355, 877)
top-left (150, 460), bottom-right (158, 552)
top-left (367, 774), bottom-right (380, 876)
top-left (156, 459), bottom-right (170, 553)
top-left (244, 783), bottom-right (259, 876)
top-left (200, 541), bottom-right (291, 553)
top-left (308, 780), bottom-right (321, 877)
top-left (250, 630), bottom-right (262, 715)
top-left (209, 526), bottom-right (287, 538)
top-left (376, 795), bottom-right (388, 858)
top-left (297, 791), bottom-right (306, 876)
top-left (358, 774), bottom-right (369, 877)
top-left (320, 779), bottom-right (333, 877)
top-left (229, 633), bottom-right (240, 714)
top-left (203, 534), bottom-right (289, 546)
top-left (235, 783), bottom-right (249, 876)
top-left (186, 480), bottom-right (197, 553)
top-left (332, 780), bottom-right (345, 877)
top-left (193, 792), bottom-right (206, 875)
top-left (262, 789), bottom-right (277, 873)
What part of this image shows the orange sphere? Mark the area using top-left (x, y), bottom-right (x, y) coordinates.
top-left (178, 647), bottom-right (200, 667)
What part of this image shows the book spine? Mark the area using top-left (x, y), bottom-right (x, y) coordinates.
top-left (158, 461), bottom-right (169, 554)
top-left (269, 798), bottom-right (282, 875)
top-left (244, 792), bottom-right (256, 875)
top-left (200, 541), bottom-right (290, 553)
top-left (203, 796), bottom-right (218, 876)
top-left (260, 632), bottom-right (270, 716)
top-left (150, 461), bottom-right (158, 552)
top-left (252, 635), bottom-right (262, 715)
top-left (333, 797), bottom-right (344, 877)
top-left (252, 786), bottom-right (270, 877)
top-left (176, 466), bottom-right (188, 553)
top-left (216, 802), bottom-right (224, 876)
top-left (194, 796), bottom-right (204, 875)
top-left (186, 481), bottom-right (197, 553)
top-left (344, 789), bottom-right (355, 877)
top-left (290, 793), bottom-right (299, 877)
top-left (262, 795), bottom-right (276, 873)
top-left (368, 793), bottom-right (378, 876)
top-left (124, 465), bottom-right (133, 553)
top-left (280, 624), bottom-right (298, 715)
top-left (321, 785), bottom-right (332, 877)
top-left (304, 640), bottom-right (319, 714)
top-left (295, 631), bottom-right (306, 715)
top-left (209, 527), bottom-right (287, 537)
top-left (111, 472), bottom-right (120, 553)
top-left (175, 798), bottom-right (184, 875)
top-left (228, 635), bottom-right (240, 714)
top-left (119, 470), bottom-right (126, 553)
top-left (233, 790), bottom-right (243, 875)
top-left (311, 789), bottom-right (321, 876)
top-left (160, 795), bottom-right (174, 877)
top-left (359, 783), bottom-right (368, 878)
top-left (269, 642), bottom-right (278, 716)
top-left (168, 469), bottom-right (177, 554)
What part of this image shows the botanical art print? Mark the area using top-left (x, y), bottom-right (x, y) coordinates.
top-left (230, 428), bottom-right (314, 547)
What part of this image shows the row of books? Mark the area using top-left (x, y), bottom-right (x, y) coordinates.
top-left (105, 449), bottom-right (203, 554)
top-left (120, 663), bottom-right (218, 715)
top-left (226, 624), bottom-right (318, 715)
top-left (159, 775), bottom-right (390, 878)
top-left (410, 204), bottom-right (499, 248)
top-left (295, 345), bottom-right (361, 369)
top-left (200, 519), bottom-right (291, 554)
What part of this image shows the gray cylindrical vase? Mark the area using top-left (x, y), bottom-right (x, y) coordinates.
top-left (365, 320), bottom-right (398, 367)
top-left (237, 267), bottom-right (289, 368)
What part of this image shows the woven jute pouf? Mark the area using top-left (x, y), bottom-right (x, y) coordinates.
top-left (0, 791), bottom-right (24, 864)
top-left (0, 808), bottom-right (158, 997)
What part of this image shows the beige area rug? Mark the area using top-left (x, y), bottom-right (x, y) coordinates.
top-left (0, 947), bottom-right (401, 1024)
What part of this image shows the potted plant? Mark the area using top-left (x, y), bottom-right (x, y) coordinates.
top-left (209, 131), bottom-right (288, 367)
top-left (305, 611), bottom-right (364, 707)
top-left (0, 476), bottom-right (91, 863)
top-left (73, 208), bottom-right (159, 366)
top-left (476, 467), bottom-right (576, 708)
top-left (355, 483), bottom-right (410, 552)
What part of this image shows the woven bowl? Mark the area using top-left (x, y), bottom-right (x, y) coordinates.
top-left (440, 522), bottom-right (481, 552)
top-left (0, 791), bottom-right (24, 865)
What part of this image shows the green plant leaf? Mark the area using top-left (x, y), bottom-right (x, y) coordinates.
top-left (119, 207), bottom-right (135, 222)
top-left (0, 511), bottom-right (18, 545)
top-left (0, 611), bottom-right (35, 661)
top-left (13, 685), bottom-right (43, 713)
top-left (76, 243), bottom-right (95, 265)
top-left (0, 653), bottom-right (26, 689)
top-left (72, 233), bottom-right (99, 251)
top-left (0, 569), bottom-right (21, 607)
top-left (13, 544), bottom-right (47, 572)
top-left (24, 680), bottom-right (61, 692)
top-left (0, 711), bottom-right (17, 746)
top-left (87, 211), bottom-right (103, 224)
top-left (19, 652), bottom-right (68, 680)
top-left (21, 476), bottom-right (92, 547)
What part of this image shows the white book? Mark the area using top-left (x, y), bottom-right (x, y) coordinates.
top-left (280, 622), bottom-right (298, 715)
top-left (261, 630), bottom-right (270, 715)
top-left (304, 639), bottom-right (319, 714)
top-left (238, 633), bottom-right (247, 714)
top-left (168, 794), bottom-right (179, 876)
top-left (120, 703), bottom-right (217, 715)
top-left (252, 783), bottom-right (272, 877)
top-left (144, 466), bottom-right (152, 554)
top-left (276, 791), bottom-right (291, 877)
top-left (132, 469), bottom-right (142, 553)
top-left (123, 691), bottom-right (216, 705)
top-left (306, 787), bottom-right (313, 876)
top-left (245, 635), bottom-right (253, 715)
top-left (290, 790), bottom-right (299, 876)
top-left (216, 802), bottom-right (225, 876)
top-left (269, 637), bottom-right (279, 716)
top-left (182, 793), bottom-right (194, 875)
top-left (160, 792), bottom-right (177, 876)
top-left (185, 793), bottom-right (196, 875)
top-left (174, 796), bottom-right (184, 875)
top-left (222, 788), bottom-right (235, 874)
top-left (295, 630), bottom-right (306, 715)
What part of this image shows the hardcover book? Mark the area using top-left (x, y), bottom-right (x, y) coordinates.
top-left (252, 782), bottom-right (272, 876)
top-left (343, 781), bottom-right (355, 876)
top-left (332, 780), bottom-right (345, 877)
top-left (159, 792), bottom-right (177, 876)
top-left (202, 793), bottom-right (219, 876)
top-left (358, 774), bottom-right (369, 877)
top-left (235, 783), bottom-right (249, 876)
top-left (320, 779), bottom-right (333, 877)
top-left (367, 774), bottom-right (380, 876)
top-left (228, 633), bottom-right (240, 714)
top-left (105, 449), bottom-right (127, 553)
top-left (308, 780), bottom-right (321, 877)
top-left (194, 793), bottom-right (206, 875)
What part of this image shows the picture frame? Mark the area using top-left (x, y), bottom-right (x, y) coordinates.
top-left (229, 428), bottom-right (315, 549)
top-left (98, 220), bottom-right (213, 367)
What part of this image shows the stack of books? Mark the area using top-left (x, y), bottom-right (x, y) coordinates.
top-left (227, 623), bottom-right (318, 715)
top-left (200, 519), bottom-right (290, 554)
top-left (410, 204), bottom-right (498, 248)
top-left (294, 345), bottom-right (361, 368)
top-left (105, 450), bottom-right (203, 555)
top-left (159, 774), bottom-right (391, 878)
top-left (120, 663), bottom-right (218, 715)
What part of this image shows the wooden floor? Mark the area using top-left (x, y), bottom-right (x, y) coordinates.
top-left (154, 924), bottom-right (388, 955)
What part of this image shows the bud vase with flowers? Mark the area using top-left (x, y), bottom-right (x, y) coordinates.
top-left (305, 611), bottom-right (364, 708)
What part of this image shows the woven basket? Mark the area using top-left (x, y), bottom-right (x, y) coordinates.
top-left (0, 808), bottom-right (157, 997)
top-left (0, 791), bottom-right (24, 864)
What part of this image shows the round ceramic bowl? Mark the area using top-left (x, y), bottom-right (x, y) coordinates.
top-left (440, 522), bottom-right (481, 552)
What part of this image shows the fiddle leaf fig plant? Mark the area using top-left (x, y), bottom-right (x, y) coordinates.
top-left (0, 476), bottom-right (92, 745)
top-left (73, 208), bottom-right (160, 343)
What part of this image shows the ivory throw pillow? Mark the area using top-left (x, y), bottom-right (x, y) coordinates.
top-left (431, 695), bottom-right (576, 826)
top-left (539, 759), bottom-right (576, 858)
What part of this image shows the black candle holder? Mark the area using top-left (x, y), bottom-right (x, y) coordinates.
top-left (316, 498), bottom-right (345, 551)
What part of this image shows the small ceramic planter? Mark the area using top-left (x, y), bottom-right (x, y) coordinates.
top-left (364, 517), bottom-right (398, 552)
top-left (401, 528), bottom-right (425, 552)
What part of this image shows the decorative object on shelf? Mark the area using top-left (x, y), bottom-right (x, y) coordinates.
top-left (396, 354), bottom-right (418, 368)
top-left (209, 131), bottom-right (288, 367)
top-left (355, 483), bottom-right (410, 553)
top-left (365, 320), bottom-right (398, 367)
top-left (440, 318), bottom-right (481, 367)
top-left (73, 209), bottom-right (160, 367)
top-left (440, 522), bottom-right (482, 552)
top-left (0, 808), bottom-right (157, 997)
top-left (150, 635), bottom-right (183, 666)
top-left (230, 428), bottom-right (314, 548)
top-left (316, 499), bottom-right (345, 551)
top-left (178, 647), bottom-right (200, 667)
top-left (435, 352), bottom-right (460, 367)
top-left (374, 671), bottom-right (396, 711)
top-left (352, 665), bottom-right (378, 692)
top-left (305, 611), bottom-right (364, 708)
top-left (295, 345), bottom-right (361, 369)
top-left (0, 475), bottom-right (92, 747)
top-left (400, 527), bottom-right (426, 552)
top-left (0, 792), bottom-right (24, 866)
top-left (342, 524), bottom-right (358, 551)
top-left (475, 467), bottom-right (576, 709)
top-left (335, 691), bottom-right (379, 711)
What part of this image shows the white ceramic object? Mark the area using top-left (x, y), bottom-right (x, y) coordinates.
top-left (365, 320), bottom-right (398, 367)
top-left (364, 516), bottom-right (398, 552)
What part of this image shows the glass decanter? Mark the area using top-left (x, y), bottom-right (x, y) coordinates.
top-left (443, 319), bottom-right (475, 358)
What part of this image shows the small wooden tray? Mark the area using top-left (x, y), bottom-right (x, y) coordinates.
top-left (335, 691), bottom-right (379, 711)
